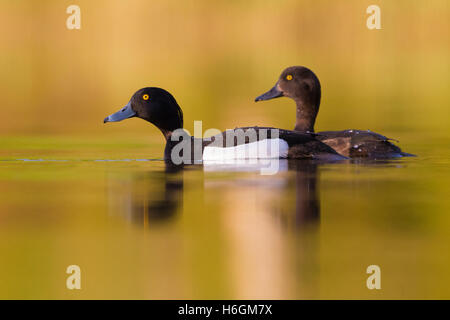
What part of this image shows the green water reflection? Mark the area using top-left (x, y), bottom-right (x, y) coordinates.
top-left (1, 143), bottom-right (450, 299)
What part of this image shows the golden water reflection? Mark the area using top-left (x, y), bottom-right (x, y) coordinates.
top-left (106, 161), bottom-right (320, 299)
top-left (1, 154), bottom-right (450, 299)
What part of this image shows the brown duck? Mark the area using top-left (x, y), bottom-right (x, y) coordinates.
top-left (255, 66), bottom-right (414, 158)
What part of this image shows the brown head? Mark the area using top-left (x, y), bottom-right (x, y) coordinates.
top-left (255, 66), bottom-right (321, 132)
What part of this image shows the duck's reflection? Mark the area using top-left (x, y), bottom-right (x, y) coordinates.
top-left (107, 163), bottom-right (184, 226)
top-left (289, 161), bottom-right (320, 228)
top-left (202, 160), bottom-right (320, 298)
top-left (107, 160), bottom-right (321, 298)
top-left (143, 164), bottom-right (184, 222)
top-left (107, 160), bottom-right (320, 229)
top-left (202, 160), bottom-right (320, 230)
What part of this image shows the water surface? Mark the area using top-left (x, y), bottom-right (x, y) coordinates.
top-left (1, 136), bottom-right (449, 299)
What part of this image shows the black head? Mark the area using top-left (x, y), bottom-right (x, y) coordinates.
top-left (104, 87), bottom-right (183, 139)
top-left (255, 66), bottom-right (321, 132)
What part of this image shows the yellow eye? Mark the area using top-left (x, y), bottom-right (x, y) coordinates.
top-left (286, 74), bottom-right (293, 81)
top-left (142, 94), bottom-right (149, 100)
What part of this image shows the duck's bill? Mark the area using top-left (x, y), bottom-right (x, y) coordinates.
top-left (103, 102), bottom-right (136, 123)
top-left (254, 83), bottom-right (284, 102)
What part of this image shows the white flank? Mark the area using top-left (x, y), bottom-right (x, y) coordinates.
top-left (202, 138), bottom-right (289, 161)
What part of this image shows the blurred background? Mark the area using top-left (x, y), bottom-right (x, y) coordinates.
top-left (1, 0), bottom-right (448, 142)
top-left (0, 0), bottom-right (449, 299)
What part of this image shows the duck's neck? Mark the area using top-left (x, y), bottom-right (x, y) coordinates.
top-left (153, 104), bottom-right (184, 141)
top-left (161, 129), bottom-right (174, 141)
top-left (294, 101), bottom-right (318, 133)
top-left (157, 119), bottom-right (183, 141)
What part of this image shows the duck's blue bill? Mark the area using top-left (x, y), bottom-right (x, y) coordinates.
top-left (104, 102), bottom-right (136, 123)
top-left (255, 83), bottom-right (284, 102)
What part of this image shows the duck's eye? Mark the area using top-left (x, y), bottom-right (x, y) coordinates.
top-left (142, 94), bottom-right (149, 100)
top-left (286, 74), bottom-right (293, 81)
